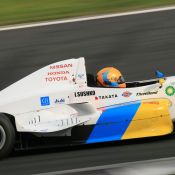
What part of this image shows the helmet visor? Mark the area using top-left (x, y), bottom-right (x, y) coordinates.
top-left (118, 76), bottom-right (125, 84)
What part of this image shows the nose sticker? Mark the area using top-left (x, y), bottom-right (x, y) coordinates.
top-left (40, 96), bottom-right (50, 106)
top-left (165, 86), bottom-right (175, 96)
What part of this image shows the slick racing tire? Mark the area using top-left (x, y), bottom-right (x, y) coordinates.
top-left (0, 115), bottom-right (15, 159)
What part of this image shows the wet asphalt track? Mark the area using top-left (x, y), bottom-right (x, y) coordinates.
top-left (1, 9), bottom-right (175, 175)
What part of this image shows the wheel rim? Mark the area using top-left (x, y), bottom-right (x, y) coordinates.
top-left (0, 125), bottom-right (6, 150)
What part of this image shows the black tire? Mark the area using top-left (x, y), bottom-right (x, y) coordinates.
top-left (0, 114), bottom-right (15, 159)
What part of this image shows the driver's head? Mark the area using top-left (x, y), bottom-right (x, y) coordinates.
top-left (97, 67), bottom-right (126, 88)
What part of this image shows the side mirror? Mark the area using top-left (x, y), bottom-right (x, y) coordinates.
top-left (155, 70), bottom-right (165, 78)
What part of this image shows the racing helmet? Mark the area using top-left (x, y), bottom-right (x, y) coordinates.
top-left (97, 67), bottom-right (126, 88)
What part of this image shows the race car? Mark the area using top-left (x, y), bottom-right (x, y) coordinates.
top-left (0, 57), bottom-right (174, 158)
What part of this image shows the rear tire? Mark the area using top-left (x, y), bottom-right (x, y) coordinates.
top-left (0, 115), bottom-right (15, 159)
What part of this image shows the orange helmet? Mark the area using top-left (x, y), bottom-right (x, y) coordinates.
top-left (97, 67), bottom-right (126, 88)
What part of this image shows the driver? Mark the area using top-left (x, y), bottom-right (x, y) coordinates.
top-left (97, 67), bottom-right (126, 88)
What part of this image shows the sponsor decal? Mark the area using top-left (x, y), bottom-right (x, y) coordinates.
top-left (77, 73), bottom-right (85, 79)
top-left (40, 96), bottom-right (50, 106)
top-left (45, 69), bottom-right (70, 82)
top-left (74, 90), bottom-right (95, 97)
top-left (136, 91), bottom-right (158, 96)
top-left (55, 98), bottom-right (65, 104)
top-left (47, 71), bottom-right (69, 76)
top-left (95, 96), bottom-right (99, 100)
top-left (165, 86), bottom-right (175, 96)
top-left (45, 76), bottom-right (68, 82)
top-left (95, 94), bottom-right (118, 100)
top-left (49, 64), bottom-right (72, 69)
top-left (122, 91), bottom-right (132, 97)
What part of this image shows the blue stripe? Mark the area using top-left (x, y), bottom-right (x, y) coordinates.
top-left (102, 71), bottom-right (110, 84)
top-left (86, 101), bottom-right (141, 144)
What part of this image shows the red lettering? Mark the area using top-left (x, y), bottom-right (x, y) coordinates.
top-left (47, 71), bottom-right (69, 76)
top-left (45, 76), bottom-right (68, 82)
top-left (49, 64), bottom-right (72, 69)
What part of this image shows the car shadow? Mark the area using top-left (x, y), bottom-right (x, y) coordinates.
top-left (11, 134), bottom-right (175, 158)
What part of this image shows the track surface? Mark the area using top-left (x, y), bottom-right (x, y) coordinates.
top-left (0, 9), bottom-right (175, 175)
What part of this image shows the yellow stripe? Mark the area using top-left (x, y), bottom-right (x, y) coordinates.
top-left (122, 99), bottom-right (173, 140)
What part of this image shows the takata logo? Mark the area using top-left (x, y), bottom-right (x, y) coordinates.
top-left (95, 94), bottom-right (117, 100)
top-left (122, 91), bottom-right (132, 97)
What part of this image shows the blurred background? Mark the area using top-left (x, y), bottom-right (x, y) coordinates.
top-left (1, 1), bottom-right (175, 175)
top-left (0, 0), bottom-right (175, 26)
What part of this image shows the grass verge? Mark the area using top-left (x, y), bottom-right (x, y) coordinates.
top-left (0, 0), bottom-right (175, 26)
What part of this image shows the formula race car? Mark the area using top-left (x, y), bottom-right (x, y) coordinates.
top-left (0, 57), bottom-right (174, 158)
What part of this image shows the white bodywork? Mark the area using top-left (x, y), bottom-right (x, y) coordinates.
top-left (0, 57), bottom-right (174, 133)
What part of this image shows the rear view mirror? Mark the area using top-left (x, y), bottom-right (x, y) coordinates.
top-left (155, 70), bottom-right (165, 78)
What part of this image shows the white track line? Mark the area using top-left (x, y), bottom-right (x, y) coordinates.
top-left (1, 5), bottom-right (175, 31)
top-left (32, 156), bottom-right (175, 175)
